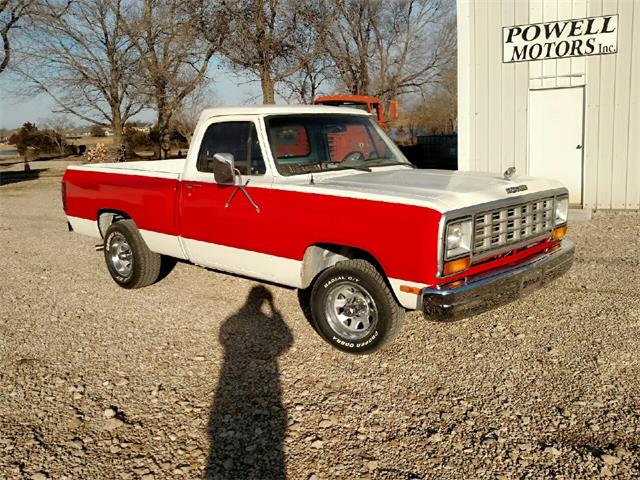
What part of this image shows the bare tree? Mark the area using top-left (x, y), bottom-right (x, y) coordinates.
top-left (172, 82), bottom-right (218, 144)
top-left (0, 0), bottom-right (34, 74)
top-left (276, 54), bottom-right (334, 104)
top-left (371, 0), bottom-right (455, 101)
top-left (321, 0), bottom-right (455, 102)
top-left (402, 59), bottom-right (457, 136)
top-left (211, 0), bottom-right (321, 104)
top-left (320, 0), bottom-right (376, 96)
top-left (116, 0), bottom-right (221, 158)
top-left (14, 0), bottom-right (142, 145)
top-left (41, 114), bottom-right (74, 153)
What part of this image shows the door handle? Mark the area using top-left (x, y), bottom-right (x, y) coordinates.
top-left (576, 145), bottom-right (582, 149)
top-left (185, 184), bottom-right (202, 189)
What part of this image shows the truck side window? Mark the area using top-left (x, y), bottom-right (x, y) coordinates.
top-left (197, 122), bottom-right (266, 176)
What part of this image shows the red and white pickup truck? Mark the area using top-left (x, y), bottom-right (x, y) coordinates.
top-left (62, 105), bottom-right (575, 353)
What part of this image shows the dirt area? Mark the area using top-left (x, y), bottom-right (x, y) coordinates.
top-left (0, 176), bottom-right (639, 479)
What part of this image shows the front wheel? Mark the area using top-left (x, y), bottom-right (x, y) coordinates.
top-left (310, 259), bottom-right (404, 354)
top-left (103, 219), bottom-right (161, 289)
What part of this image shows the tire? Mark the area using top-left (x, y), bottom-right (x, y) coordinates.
top-left (297, 286), bottom-right (318, 333)
top-left (103, 219), bottom-right (161, 289)
top-left (310, 259), bottom-right (404, 354)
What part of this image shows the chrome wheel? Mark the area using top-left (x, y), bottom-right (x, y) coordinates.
top-left (324, 281), bottom-right (378, 341)
top-left (108, 232), bottom-right (133, 277)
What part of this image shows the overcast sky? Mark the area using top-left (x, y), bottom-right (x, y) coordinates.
top-left (0, 71), bottom-right (264, 130)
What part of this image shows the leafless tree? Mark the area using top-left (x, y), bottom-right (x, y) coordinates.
top-left (276, 54), bottom-right (334, 104)
top-left (402, 59), bottom-right (457, 136)
top-left (372, 0), bottom-right (455, 101)
top-left (115, 0), bottom-right (222, 158)
top-left (0, 0), bottom-right (35, 74)
top-left (14, 0), bottom-right (142, 145)
top-left (41, 114), bottom-right (74, 153)
top-left (321, 0), bottom-right (455, 103)
top-left (320, 0), bottom-right (376, 96)
top-left (172, 82), bottom-right (218, 144)
top-left (209, 0), bottom-right (321, 104)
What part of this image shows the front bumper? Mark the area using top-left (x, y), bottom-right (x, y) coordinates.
top-left (422, 239), bottom-right (575, 321)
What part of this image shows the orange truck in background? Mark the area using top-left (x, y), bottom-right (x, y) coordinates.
top-left (312, 95), bottom-right (399, 130)
top-left (313, 95), bottom-right (458, 170)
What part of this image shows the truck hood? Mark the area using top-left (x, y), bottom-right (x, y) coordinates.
top-left (310, 168), bottom-right (567, 213)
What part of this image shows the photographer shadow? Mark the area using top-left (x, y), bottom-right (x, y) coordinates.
top-left (206, 285), bottom-right (293, 480)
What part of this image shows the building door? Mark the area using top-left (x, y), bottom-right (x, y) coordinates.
top-left (528, 87), bottom-right (584, 205)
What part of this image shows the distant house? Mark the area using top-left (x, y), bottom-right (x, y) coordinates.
top-left (130, 124), bottom-right (151, 134)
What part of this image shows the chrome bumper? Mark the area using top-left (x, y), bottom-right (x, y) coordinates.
top-left (422, 239), bottom-right (575, 321)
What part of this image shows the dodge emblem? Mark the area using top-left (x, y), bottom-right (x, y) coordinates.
top-left (506, 184), bottom-right (528, 194)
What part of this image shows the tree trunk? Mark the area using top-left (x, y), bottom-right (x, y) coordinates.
top-left (153, 136), bottom-right (162, 159)
top-left (261, 74), bottom-right (276, 104)
top-left (111, 107), bottom-right (124, 147)
top-left (156, 108), bottom-right (172, 160)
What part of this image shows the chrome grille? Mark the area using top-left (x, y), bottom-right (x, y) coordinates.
top-left (473, 197), bottom-right (554, 255)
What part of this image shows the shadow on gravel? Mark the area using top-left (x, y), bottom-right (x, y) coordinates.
top-left (0, 168), bottom-right (47, 186)
top-left (206, 285), bottom-right (293, 480)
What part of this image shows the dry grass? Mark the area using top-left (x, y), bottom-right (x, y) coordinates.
top-left (67, 136), bottom-right (114, 146)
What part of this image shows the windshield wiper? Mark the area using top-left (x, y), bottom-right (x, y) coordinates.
top-left (317, 161), bottom-right (372, 173)
top-left (332, 164), bottom-right (372, 172)
top-left (367, 160), bottom-right (416, 169)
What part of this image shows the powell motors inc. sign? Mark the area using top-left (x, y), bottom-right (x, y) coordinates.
top-left (503, 15), bottom-right (618, 63)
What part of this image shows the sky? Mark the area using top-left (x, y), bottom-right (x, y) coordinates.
top-left (0, 68), bottom-right (264, 131)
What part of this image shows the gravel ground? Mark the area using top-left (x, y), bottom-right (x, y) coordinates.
top-left (1, 176), bottom-right (639, 480)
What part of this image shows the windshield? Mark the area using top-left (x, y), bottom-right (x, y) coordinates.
top-left (265, 114), bottom-right (411, 176)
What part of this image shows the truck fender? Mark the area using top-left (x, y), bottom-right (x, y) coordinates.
top-left (300, 244), bottom-right (418, 310)
top-left (300, 244), bottom-right (391, 290)
top-left (300, 245), bottom-right (349, 289)
top-left (97, 210), bottom-right (132, 238)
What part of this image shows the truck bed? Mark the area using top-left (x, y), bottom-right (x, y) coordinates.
top-left (63, 160), bottom-right (185, 251)
top-left (68, 159), bottom-right (185, 179)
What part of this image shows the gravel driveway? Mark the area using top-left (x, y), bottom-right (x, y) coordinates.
top-left (1, 177), bottom-right (639, 479)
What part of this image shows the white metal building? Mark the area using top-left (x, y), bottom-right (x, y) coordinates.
top-left (457, 0), bottom-right (640, 209)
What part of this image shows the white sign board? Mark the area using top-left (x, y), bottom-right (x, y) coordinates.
top-left (503, 15), bottom-right (618, 63)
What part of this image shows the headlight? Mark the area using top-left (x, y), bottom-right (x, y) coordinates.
top-left (445, 219), bottom-right (472, 259)
top-left (555, 196), bottom-right (568, 225)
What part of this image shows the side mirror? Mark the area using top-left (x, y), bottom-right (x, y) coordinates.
top-left (213, 153), bottom-right (235, 184)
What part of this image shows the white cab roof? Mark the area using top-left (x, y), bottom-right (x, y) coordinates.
top-left (198, 104), bottom-right (371, 121)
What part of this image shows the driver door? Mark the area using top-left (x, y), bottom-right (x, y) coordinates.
top-left (179, 116), bottom-right (274, 277)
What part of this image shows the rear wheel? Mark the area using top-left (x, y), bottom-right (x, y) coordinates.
top-left (310, 259), bottom-right (404, 354)
top-left (103, 220), bottom-right (161, 289)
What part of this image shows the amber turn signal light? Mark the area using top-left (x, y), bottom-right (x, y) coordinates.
top-left (552, 225), bottom-right (567, 240)
top-left (400, 285), bottom-right (422, 295)
top-left (443, 257), bottom-right (470, 276)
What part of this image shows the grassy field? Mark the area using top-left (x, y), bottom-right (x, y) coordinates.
top-left (66, 136), bottom-right (114, 146)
